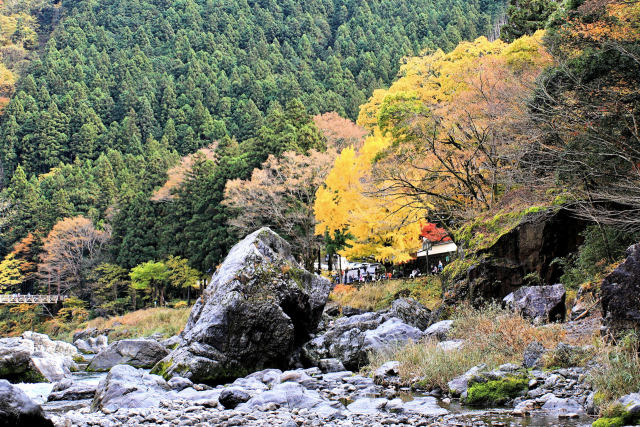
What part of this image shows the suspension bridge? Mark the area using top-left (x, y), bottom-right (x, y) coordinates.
top-left (0, 294), bottom-right (68, 304)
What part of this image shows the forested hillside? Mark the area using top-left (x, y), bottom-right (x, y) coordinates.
top-left (0, 0), bottom-right (504, 177)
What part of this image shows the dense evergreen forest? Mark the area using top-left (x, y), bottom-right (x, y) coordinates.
top-left (0, 0), bottom-right (506, 319)
top-left (1, 0), bottom-right (504, 177)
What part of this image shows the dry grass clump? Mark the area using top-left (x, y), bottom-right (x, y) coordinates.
top-left (72, 307), bottom-right (191, 342)
top-left (365, 304), bottom-right (566, 390)
top-left (329, 277), bottom-right (442, 311)
top-left (450, 303), bottom-right (566, 356)
top-left (589, 333), bottom-right (640, 413)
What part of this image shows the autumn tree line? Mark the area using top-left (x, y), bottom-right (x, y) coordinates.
top-left (1, 0), bottom-right (638, 332)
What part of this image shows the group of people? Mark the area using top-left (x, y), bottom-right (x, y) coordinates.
top-left (431, 260), bottom-right (444, 274)
top-left (331, 259), bottom-right (448, 284)
top-left (409, 260), bottom-right (444, 278)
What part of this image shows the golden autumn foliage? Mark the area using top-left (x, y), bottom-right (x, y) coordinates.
top-left (0, 233), bottom-right (36, 291)
top-left (570, 0), bottom-right (640, 43)
top-left (315, 33), bottom-right (552, 262)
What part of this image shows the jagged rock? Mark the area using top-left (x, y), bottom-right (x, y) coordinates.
top-left (503, 284), bottom-right (566, 323)
top-left (47, 381), bottom-right (97, 402)
top-left (447, 364), bottom-right (486, 396)
top-left (618, 393), bottom-right (640, 415)
top-left (523, 341), bottom-right (545, 368)
top-left (402, 396), bottom-right (448, 416)
top-left (303, 312), bottom-right (382, 368)
top-left (167, 376), bottom-right (193, 391)
top-left (318, 358), bottom-right (345, 373)
top-left (22, 332), bottom-right (78, 358)
top-left (388, 298), bottom-right (431, 330)
top-left (91, 365), bottom-right (171, 412)
top-left (342, 306), bottom-right (366, 317)
top-left (154, 228), bottom-right (332, 384)
top-left (0, 379), bottom-right (54, 426)
top-left (601, 243), bottom-right (640, 336)
top-left (87, 338), bottom-right (169, 371)
top-left (219, 387), bottom-right (251, 409)
top-left (373, 361), bottom-right (400, 386)
top-left (74, 336), bottom-right (108, 354)
top-left (303, 314), bottom-right (422, 370)
top-left (540, 393), bottom-right (585, 415)
top-left (160, 336), bottom-right (181, 350)
top-left (72, 328), bottom-right (110, 343)
top-left (364, 318), bottom-right (424, 353)
top-left (424, 320), bottom-right (453, 340)
top-left (0, 333), bottom-right (78, 383)
top-left (237, 381), bottom-right (343, 418)
top-left (323, 302), bottom-right (341, 318)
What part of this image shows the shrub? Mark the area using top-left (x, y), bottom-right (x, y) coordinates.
top-left (465, 376), bottom-right (528, 406)
top-left (558, 225), bottom-right (639, 289)
top-left (589, 333), bottom-right (640, 413)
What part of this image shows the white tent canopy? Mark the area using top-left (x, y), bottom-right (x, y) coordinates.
top-left (417, 241), bottom-right (458, 257)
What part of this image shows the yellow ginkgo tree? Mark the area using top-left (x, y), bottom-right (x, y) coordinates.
top-left (315, 32), bottom-right (552, 263)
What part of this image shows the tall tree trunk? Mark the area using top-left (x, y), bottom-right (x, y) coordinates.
top-left (159, 286), bottom-right (165, 306)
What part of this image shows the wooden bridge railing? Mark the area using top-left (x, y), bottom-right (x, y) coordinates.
top-left (0, 294), bottom-right (68, 304)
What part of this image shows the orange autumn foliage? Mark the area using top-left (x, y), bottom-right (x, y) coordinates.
top-left (313, 112), bottom-right (368, 151)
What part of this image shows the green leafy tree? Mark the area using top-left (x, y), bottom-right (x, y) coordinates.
top-left (129, 261), bottom-right (170, 307)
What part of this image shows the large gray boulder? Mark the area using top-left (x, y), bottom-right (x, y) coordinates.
top-left (91, 365), bottom-right (171, 412)
top-left (0, 333), bottom-right (79, 383)
top-left (153, 228), bottom-right (332, 384)
top-left (0, 379), bottom-right (54, 426)
top-left (601, 243), bottom-right (640, 336)
top-left (503, 284), bottom-right (566, 323)
top-left (302, 314), bottom-right (423, 370)
top-left (87, 339), bottom-right (169, 371)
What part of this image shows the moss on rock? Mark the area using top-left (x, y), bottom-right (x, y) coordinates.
top-left (465, 376), bottom-right (528, 406)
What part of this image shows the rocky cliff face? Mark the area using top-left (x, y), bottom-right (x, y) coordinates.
top-left (451, 208), bottom-right (588, 304)
top-left (601, 243), bottom-right (640, 337)
top-left (153, 228), bottom-right (332, 384)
